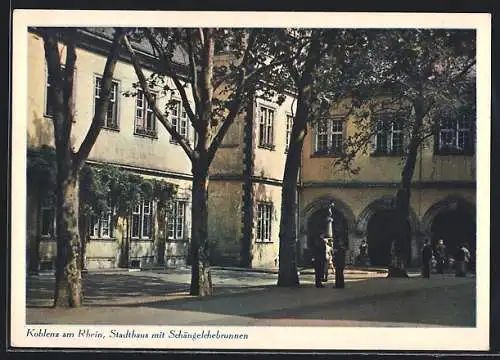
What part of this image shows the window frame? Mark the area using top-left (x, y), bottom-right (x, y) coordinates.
top-left (134, 90), bottom-right (157, 138)
top-left (313, 117), bottom-right (345, 157)
top-left (166, 199), bottom-right (187, 241)
top-left (94, 75), bottom-right (120, 131)
top-left (435, 115), bottom-right (474, 155)
top-left (285, 114), bottom-right (293, 153)
top-left (40, 197), bottom-right (56, 238)
top-left (89, 202), bottom-right (114, 239)
top-left (131, 200), bottom-right (153, 240)
top-left (372, 115), bottom-right (405, 156)
top-left (170, 100), bottom-right (190, 145)
top-left (256, 202), bottom-right (273, 243)
top-left (258, 105), bottom-right (276, 150)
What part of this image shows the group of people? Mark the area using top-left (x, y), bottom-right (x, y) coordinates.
top-left (421, 239), bottom-right (471, 278)
top-left (311, 233), bottom-right (346, 289)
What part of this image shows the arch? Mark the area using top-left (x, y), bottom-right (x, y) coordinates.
top-left (421, 195), bottom-right (475, 237)
top-left (356, 195), bottom-right (420, 235)
top-left (300, 195), bottom-right (356, 234)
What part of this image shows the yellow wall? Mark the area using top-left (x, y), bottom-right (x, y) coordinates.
top-left (27, 32), bottom-right (195, 176)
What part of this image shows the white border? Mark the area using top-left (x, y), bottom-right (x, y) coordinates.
top-left (11, 10), bottom-right (491, 351)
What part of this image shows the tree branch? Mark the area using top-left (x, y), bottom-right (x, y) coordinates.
top-left (148, 28), bottom-right (200, 133)
top-left (122, 34), bottom-right (195, 162)
top-left (206, 30), bottom-right (258, 164)
top-left (186, 29), bottom-right (201, 119)
top-left (75, 28), bottom-right (125, 168)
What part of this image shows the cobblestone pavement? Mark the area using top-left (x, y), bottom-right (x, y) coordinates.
top-left (25, 267), bottom-right (475, 327)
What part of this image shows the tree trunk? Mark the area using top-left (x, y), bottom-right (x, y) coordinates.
top-left (53, 166), bottom-right (83, 307)
top-left (190, 166), bottom-right (213, 296)
top-left (387, 95), bottom-right (425, 278)
top-left (277, 130), bottom-right (305, 287)
top-left (78, 214), bottom-right (87, 272)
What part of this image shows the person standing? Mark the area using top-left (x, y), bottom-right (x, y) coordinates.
top-left (455, 243), bottom-right (470, 277)
top-left (359, 240), bottom-right (368, 266)
top-left (333, 240), bottom-right (346, 289)
top-left (312, 233), bottom-right (327, 288)
top-left (435, 239), bottom-right (447, 274)
top-left (421, 240), bottom-right (433, 278)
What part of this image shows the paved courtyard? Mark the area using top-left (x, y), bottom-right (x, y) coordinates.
top-left (25, 267), bottom-right (476, 327)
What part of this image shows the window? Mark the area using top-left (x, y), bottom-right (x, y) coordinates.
top-left (131, 200), bottom-right (153, 239)
top-left (94, 76), bottom-right (119, 129)
top-left (313, 118), bottom-right (344, 155)
top-left (372, 117), bottom-right (404, 155)
top-left (258, 106), bottom-right (275, 149)
top-left (170, 101), bottom-right (189, 144)
top-left (285, 114), bottom-right (293, 152)
top-left (40, 198), bottom-right (55, 237)
top-left (135, 90), bottom-right (157, 137)
top-left (436, 116), bottom-right (474, 154)
top-left (256, 203), bottom-right (272, 242)
top-left (90, 202), bottom-right (113, 238)
top-left (166, 200), bottom-right (187, 240)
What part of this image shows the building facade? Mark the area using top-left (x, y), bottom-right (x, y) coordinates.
top-left (26, 28), bottom-right (476, 272)
top-left (27, 28), bottom-right (196, 271)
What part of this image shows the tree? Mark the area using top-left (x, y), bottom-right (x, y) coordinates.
top-left (271, 29), bottom-right (373, 286)
top-left (123, 28), bottom-right (289, 296)
top-left (41, 27), bottom-right (124, 307)
top-left (336, 29), bottom-right (476, 276)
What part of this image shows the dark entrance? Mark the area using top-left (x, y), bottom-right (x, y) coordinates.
top-left (306, 207), bottom-right (348, 265)
top-left (430, 209), bottom-right (476, 270)
top-left (367, 210), bottom-right (412, 267)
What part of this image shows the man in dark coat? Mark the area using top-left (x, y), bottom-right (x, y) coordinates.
top-left (421, 240), bottom-right (433, 278)
top-left (333, 240), bottom-right (346, 289)
top-left (312, 234), bottom-right (327, 288)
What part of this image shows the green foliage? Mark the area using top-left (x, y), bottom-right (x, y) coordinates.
top-left (28, 147), bottom-right (177, 223)
top-left (27, 145), bottom-right (57, 200)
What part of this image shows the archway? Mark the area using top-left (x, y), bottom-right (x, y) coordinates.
top-left (430, 208), bottom-right (476, 270)
top-left (306, 207), bottom-right (348, 262)
top-left (366, 209), bottom-right (412, 267)
top-left (422, 196), bottom-right (476, 271)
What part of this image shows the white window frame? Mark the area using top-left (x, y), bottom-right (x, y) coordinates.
top-left (256, 202), bottom-right (273, 243)
top-left (170, 100), bottom-right (189, 144)
top-left (313, 118), bottom-right (344, 155)
top-left (142, 201), bottom-right (152, 240)
top-left (258, 106), bottom-right (275, 149)
top-left (438, 116), bottom-right (472, 153)
top-left (285, 114), bottom-right (293, 153)
top-left (89, 202), bottom-right (113, 239)
top-left (373, 117), bottom-right (404, 155)
top-left (167, 200), bottom-right (187, 240)
top-left (94, 75), bottom-right (119, 130)
top-left (131, 200), bottom-right (153, 240)
top-left (135, 90), bottom-right (157, 137)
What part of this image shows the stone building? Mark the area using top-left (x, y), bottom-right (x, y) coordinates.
top-left (26, 28), bottom-right (196, 270)
top-left (25, 27), bottom-right (476, 272)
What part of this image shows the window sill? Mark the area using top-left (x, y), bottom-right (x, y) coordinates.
top-left (131, 237), bottom-right (154, 241)
top-left (134, 130), bottom-right (158, 139)
top-left (311, 152), bottom-right (343, 158)
top-left (258, 144), bottom-right (275, 151)
top-left (255, 240), bottom-right (274, 244)
top-left (166, 238), bottom-right (189, 242)
top-left (434, 150), bottom-right (475, 156)
top-left (89, 237), bottom-right (116, 241)
top-left (370, 152), bottom-right (405, 157)
top-left (102, 125), bottom-right (120, 132)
